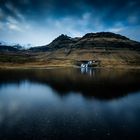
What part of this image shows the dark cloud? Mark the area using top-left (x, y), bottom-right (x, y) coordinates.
top-left (0, 0), bottom-right (139, 22)
top-left (0, 0), bottom-right (140, 45)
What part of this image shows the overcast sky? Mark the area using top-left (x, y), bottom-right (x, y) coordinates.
top-left (0, 0), bottom-right (140, 46)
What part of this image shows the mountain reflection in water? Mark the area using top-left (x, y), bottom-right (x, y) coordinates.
top-left (0, 68), bottom-right (140, 140)
top-left (0, 68), bottom-right (140, 99)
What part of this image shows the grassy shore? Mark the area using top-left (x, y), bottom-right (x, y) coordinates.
top-left (0, 48), bottom-right (140, 69)
top-left (0, 61), bottom-right (140, 69)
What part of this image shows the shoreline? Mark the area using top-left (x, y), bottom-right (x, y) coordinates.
top-left (0, 63), bottom-right (140, 70)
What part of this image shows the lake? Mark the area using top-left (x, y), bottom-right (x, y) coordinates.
top-left (0, 68), bottom-right (140, 140)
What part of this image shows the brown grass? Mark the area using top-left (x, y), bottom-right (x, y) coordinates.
top-left (0, 48), bottom-right (140, 69)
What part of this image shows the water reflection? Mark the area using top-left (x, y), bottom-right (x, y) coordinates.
top-left (0, 68), bottom-right (140, 99)
top-left (0, 68), bottom-right (140, 140)
top-left (80, 67), bottom-right (95, 76)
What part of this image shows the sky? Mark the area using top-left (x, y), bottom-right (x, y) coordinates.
top-left (0, 0), bottom-right (140, 46)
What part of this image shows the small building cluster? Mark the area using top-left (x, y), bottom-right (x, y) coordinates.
top-left (81, 60), bottom-right (96, 68)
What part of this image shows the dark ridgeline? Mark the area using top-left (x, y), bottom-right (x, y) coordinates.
top-left (82, 32), bottom-right (130, 39)
top-left (0, 45), bottom-right (19, 52)
top-left (0, 43), bottom-right (24, 52)
top-left (28, 32), bottom-right (140, 52)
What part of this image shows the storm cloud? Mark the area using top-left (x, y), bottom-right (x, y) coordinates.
top-left (0, 0), bottom-right (140, 46)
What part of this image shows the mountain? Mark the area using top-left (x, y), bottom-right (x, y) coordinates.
top-left (29, 32), bottom-right (140, 52)
top-left (0, 32), bottom-right (140, 68)
top-left (0, 44), bottom-right (19, 52)
top-left (1, 32), bottom-right (140, 52)
top-left (0, 43), bottom-right (24, 52)
top-left (74, 32), bottom-right (140, 50)
top-left (47, 34), bottom-right (76, 48)
top-left (29, 34), bottom-right (77, 51)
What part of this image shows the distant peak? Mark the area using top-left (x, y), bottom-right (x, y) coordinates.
top-left (57, 34), bottom-right (71, 39)
top-left (59, 34), bottom-right (66, 37)
top-left (50, 34), bottom-right (72, 43)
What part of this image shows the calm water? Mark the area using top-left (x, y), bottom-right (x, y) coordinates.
top-left (0, 68), bottom-right (140, 140)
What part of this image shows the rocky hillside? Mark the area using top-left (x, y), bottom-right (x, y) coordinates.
top-left (73, 32), bottom-right (140, 50)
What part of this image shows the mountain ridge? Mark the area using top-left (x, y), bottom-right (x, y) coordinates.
top-left (29, 32), bottom-right (140, 52)
top-left (1, 32), bottom-right (140, 52)
top-left (0, 32), bottom-right (140, 68)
